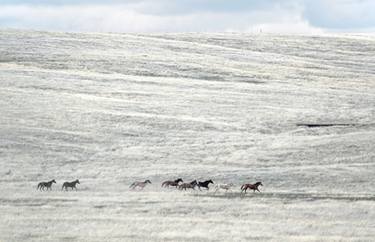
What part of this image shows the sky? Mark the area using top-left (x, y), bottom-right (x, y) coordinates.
top-left (0, 0), bottom-right (374, 33)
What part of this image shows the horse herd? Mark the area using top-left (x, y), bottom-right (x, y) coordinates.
top-left (131, 178), bottom-right (263, 193)
top-left (37, 178), bottom-right (263, 194)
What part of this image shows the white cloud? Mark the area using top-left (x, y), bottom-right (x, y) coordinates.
top-left (0, 4), bottom-right (324, 33)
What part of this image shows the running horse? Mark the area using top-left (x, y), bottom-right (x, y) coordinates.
top-left (197, 180), bottom-right (214, 190)
top-left (241, 181), bottom-right (263, 193)
top-left (162, 178), bottom-right (183, 188)
top-left (130, 180), bottom-right (151, 190)
top-left (178, 180), bottom-right (198, 190)
top-left (214, 183), bottom-right (234, 193)
top-left (37, 179), bottom-right (56, 191)
top-left (62, 179), bottom-right (80, 191)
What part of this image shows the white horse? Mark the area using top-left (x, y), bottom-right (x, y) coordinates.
top-left (214, 183), bottom-right (234, 193)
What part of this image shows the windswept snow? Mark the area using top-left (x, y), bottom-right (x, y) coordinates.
top-left (0, 30), bottom-right (375, 241)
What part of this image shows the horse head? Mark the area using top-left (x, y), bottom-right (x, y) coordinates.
top-left (76, 179), bottom-right (80, 184)
top-left (52, 179), bottom-right (56, 183)
top-left (175, 178), bottom-right (183, 183)
top-left (190, 180), bottom-right (197, 185)
top-left (208, 180), bottom-right (214, 184)
top-left (255, 181), bottom-right (263, 186)
top-left (145, 180), bottom-right (151, 184)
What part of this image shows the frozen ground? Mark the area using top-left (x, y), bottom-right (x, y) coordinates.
top-left (0, 30), bottom-right (375, 241)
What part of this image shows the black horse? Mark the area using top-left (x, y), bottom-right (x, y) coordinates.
top-left (37, 179), bottom-right (56, 191)
top-left (162, 178), bottom-right (183, 188)
top-left (197, 180), bottom-right (214, 190)
top-left (62, 179), bottom-right (80, 191)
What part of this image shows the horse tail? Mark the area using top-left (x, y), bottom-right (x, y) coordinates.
top-left (129, 182), bottom-right (135, 188)
top-left (241, 184), bottom-right (245, 190)
top-left (161, 181), bottom-right (166, 187)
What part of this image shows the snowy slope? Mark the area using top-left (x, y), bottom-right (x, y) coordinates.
top-left (0, 30), bottom-right (374, 241)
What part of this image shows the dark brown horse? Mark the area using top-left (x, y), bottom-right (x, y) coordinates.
top-left (178, 180), bottom-right (198, 190)
top-left (162, 178), bottom-right (183, 188)
top-left (37, 179), bottom-right (56, 191)
top-left (241, 182), bottom-right (263, 193)
top-left (62, 179), bottom-right (80, 191)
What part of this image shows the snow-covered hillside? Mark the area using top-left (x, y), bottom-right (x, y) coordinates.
top-left (0, 30), bottom-right (374, 241)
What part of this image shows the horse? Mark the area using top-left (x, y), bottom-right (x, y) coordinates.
top-left (130, 180), bottom-right (151, 190)
top-left (62, 179), bottom-right (80, 191)
top-left (37, 179), bottom-right (56, 191)
top-left (178, 180), bottom-right (198, 190)
top-left (162, 178), bottom-right (183, 188)
top-left (214, 183), bottom-right (234, 193)
top-left (197, 180), bottom-right (214, 190)
top-left (241, 182), bottom-right (263, 193)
